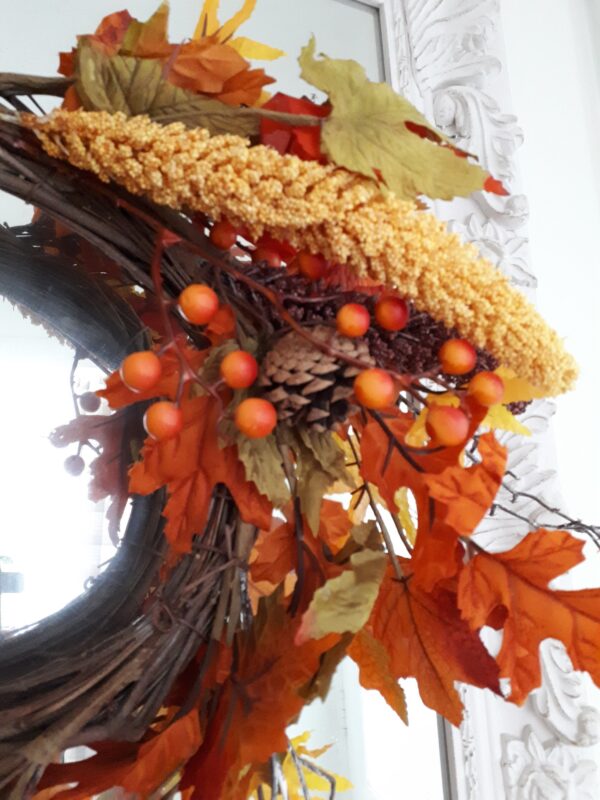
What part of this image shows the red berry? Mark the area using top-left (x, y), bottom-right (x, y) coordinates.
top-left (252, 246), bottom-right (282, 268)
top-left (336, 303), bottom-right (370, 337)
top-left (468, 371), bottom-right (504, 406)
top-left (210, 219), bottom-right (238, 250)
top-left (79, 391), bottom-right (101, 413)
top-left (64, 454), bottom-right (85, 476)
top-left (144, 401), bottom-right (183, 441)
top-left (234, 398), bottom-right (277, 439)
top-left (426, 405), bottom-right (470, 446)
top-left (220, 350), bottom-right (259, 389)
top-left (375, 296), bottom-right (409, 331)
top-left (178, 284), bottom-right (219, 326)
top-left (353, 368), bottom-right (396, 409)
top-left (120, 351), bottom-right (162, 393)
top-left (439, 338), bottom-right (477, 375)
top-left (296, 251), bottom-right (328, 281)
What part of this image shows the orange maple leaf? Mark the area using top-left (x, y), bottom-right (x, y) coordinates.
top-left (458, 529), bottom-right (600, 704)
top-left (410, 432), bottom-right (507, 590)
top-left (348, 628), bottom-right (408, 723)
top-left (250, 500), bottom-right (348, 591)
top-left (130, 394), bottom-right (272, 552)
top-left (38, 711), bottom-right (202, 800)
top-left (182, 596), bottom-right (339, 799)
top-left (369, 565), bottom-right (500, 725)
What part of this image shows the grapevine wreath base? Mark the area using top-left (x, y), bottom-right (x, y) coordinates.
top-left (0, 4), bottom-right (599, 800)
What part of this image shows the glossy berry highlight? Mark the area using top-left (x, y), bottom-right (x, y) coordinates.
top-left (353, 368), bottom-right (396, 409)
top-left (336, 303), bottom-right (370, 338)
top-left (235, 398), bottom-right (277, 439)
top-left (426, 405), bottom-right (470, 447)
top-left (468, 371), bottom-right (504, 406)
top-left (144, 401), bottom-right (183, 441)
top-left (439, 338), bottom-right (477, 375)
top-left (375, 296), bottom-right (409, 331)
top-left (120, 351), bottom-right (162, 393)
top-left (220, 350), bottom-right (259, 389)
top-left (178, 284), bottom-right (219, 326)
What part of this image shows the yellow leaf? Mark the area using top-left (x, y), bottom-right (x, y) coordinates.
top-left (193, 0), bottom-right (221, 38)
top-left (482, 404), bottom-right (531, 436)
top-left (219, 0), bottom-right (257, 42)
top-left (299, 37), bottom-right (492, 201)
top-left (394, 487), bottom-right (417, 545)
top-left (495, 366), bottom-right (547, 404)
top-left (228, 36), bottom-right (285, 61)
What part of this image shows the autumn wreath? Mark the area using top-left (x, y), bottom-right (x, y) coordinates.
top-left (0, 2), bottom-right (596, 799)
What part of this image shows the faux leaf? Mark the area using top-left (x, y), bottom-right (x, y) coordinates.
top-left (129, 395), bottom-right (272, 552)
top-left (394, 487), bottom-right (417, 546)
top-left (299, 37), bottom-right (501, 201)
top-left (120, 2), bottom-right (172, 59)
top-left (424, 433), bottom-right (507, 536)
top-left (39, 711), bottom-right (202, 800)
top-left (458, 530), bottom-right (600, 704)
top-left (369, 565), bottom-right (501, 725)
top-left (482, 403), bottom-right (532, 436)
top-left (495, 366), bottom-right (546, 404)
top-left (75, 45), bottom-right (260, 136)
top-left (260, 92), bottom-right (329, 161)
top-left (236, 434), bottom-right (290, 508)
top-left (228, 36), bottom-right (285, 61)
top-left (348, 628), bottom-right (408, 723)
top-left (296, 550), bottom-right (387, 643)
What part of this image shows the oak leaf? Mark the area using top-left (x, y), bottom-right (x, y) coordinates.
top-left (458, 530), bottom-right (600, 704)
top-left (348, 628), bottom-right (408, 723)
top-left (369, 565), bottom-right (501, 725)
top-left (424, 433), bottom-right (507, 536)
top-left (299, 37), bottom-right (503, 201)
top-left (38, 711), bottom-right (201, 800)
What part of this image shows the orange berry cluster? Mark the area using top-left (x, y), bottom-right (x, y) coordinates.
top-left (425, 339), bottom-right (505, 446)
top-left (118, 282), bottom-right (276, 442)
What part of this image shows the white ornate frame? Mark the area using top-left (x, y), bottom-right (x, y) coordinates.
top-left (356, 1), bottom-right (600, 797)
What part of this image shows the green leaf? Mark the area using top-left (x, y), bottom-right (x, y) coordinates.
top-left (298, 37), bottom-right (492, 201)
top-left (236, 434), bottom-right (290, 509)
top-left (283, 428), bottom-right (350, 535)
top-left (296, 549), bottom-right (388, 642)
top-left (75, 44), bottom-right (261, 136)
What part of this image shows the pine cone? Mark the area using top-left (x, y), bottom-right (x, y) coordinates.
top-left (259, 325), bottom-right (374, 432)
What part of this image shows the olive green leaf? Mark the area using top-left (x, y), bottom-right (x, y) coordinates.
top-left (296, 549), bottom-right (388, 642)
top-left (283, 427), bottom-right (350, 535)
top-left (236, 433), bottom-right (290, 509)
top-left (299, 37), bottom-right (492, 201)
top-left (75, 44), bottom-right (261, 136)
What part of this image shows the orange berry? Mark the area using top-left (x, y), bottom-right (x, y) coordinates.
top-left (336, 303), bottom-right (370, 337)
top-left (178, 284), bottom-right (219, 325)
top-left (234, 398), bottom-right (277, 439)
top-left (375, 296), bottom-right (409, 331)
top-left (120, 351), bottom-right (162, 393)
top-left (210, 219), bottom-right (238, 250)
top-left (297, 251), bottom-right (328, 281)
top-left (252, 246), bottom-right (282, 268)
top-left (220, 350), bottom-right (259, 389)
top-left (353, 368), bottom-right (396, 409)
top-left (144, 401), bottom-right (183, 441)
top-left (468, 371), bottom-right (504, 406)
top-left (439, 338), bottom-right (477, 375)
top-left (426, 405), bottom-right (470, 446)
